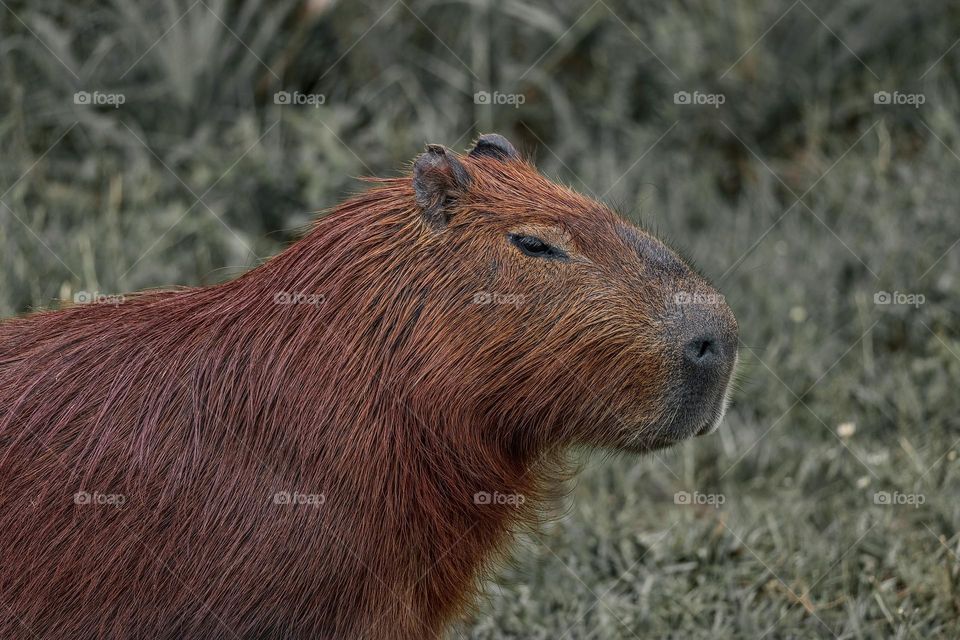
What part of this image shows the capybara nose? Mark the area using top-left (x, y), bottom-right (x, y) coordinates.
top-left (684, 334), bottom-right (722, 368)
top-left (664, 302), bottom-right (738, 439)
top-left (681, 325), bottom-right (735, 383)
top-left (669, 302), bottom-right (737, 438)
top-left (676, 300), bottom-right (738, 388)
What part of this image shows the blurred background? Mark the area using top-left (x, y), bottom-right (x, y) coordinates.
top-left (2, 0), bottom-right (959, 637)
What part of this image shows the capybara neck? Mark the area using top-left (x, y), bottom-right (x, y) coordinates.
top-left (177, 178), bottom-right (554, 629)
top-left (230, 178), bottom-right (557, 466)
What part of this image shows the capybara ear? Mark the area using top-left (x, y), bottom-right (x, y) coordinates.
top-left (413, 144), bottom-right (471, 228)
top-left (468, 133), bottom-right (520, 161)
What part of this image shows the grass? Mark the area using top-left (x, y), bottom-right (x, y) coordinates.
top-left (2, 0), bottom-right (960, 637)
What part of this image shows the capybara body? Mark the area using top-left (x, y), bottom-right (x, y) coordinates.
top-left (0, 134), bottom-right (737, 639)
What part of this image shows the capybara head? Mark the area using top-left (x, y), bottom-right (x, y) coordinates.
top-left (402, 134), bottom-right (738, 455)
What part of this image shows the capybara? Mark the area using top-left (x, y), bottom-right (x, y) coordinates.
top-left (0, 134), bottom-right (738, 639)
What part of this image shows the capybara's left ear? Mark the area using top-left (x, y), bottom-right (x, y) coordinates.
top-left (413, 144), bottom-right (471, 229)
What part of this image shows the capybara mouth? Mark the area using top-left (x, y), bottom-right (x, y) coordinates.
top-left (695, 374), bottom-right (736, 438)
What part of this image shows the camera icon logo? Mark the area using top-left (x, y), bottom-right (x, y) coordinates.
top-left (474, 91), bottom-right (491, 105)
top-left (873, 291), bottom-right (891, 304)
top-left (74, 91), bottom-right (91, 105)
top-left (274, 91), bottom-right (291, 105)
top-left (873, 91), bottom-right (891, 105)
top-left (674, 91), bottom-right (691, 105)
top-left (473, 491), bottom-right (492, 505)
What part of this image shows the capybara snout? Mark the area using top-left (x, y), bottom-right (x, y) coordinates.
top-left (666, 283), bottom-right (739, 440)
top-left (415, 134), bottom-right (738, 453)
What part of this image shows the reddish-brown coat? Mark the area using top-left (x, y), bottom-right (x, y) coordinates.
top-left (0, 141), bottom-right (724, 638)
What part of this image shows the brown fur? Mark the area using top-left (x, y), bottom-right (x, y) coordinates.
top-left (0, 135), bottom-right (736, 639)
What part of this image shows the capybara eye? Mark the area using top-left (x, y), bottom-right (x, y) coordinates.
top-left (508, 233), bottom-right (568, 260)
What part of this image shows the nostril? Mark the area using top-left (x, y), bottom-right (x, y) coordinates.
top-left (685, 335), bottom-right (719, 365)
top-left (696, 340), bottom-right (711, 359)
